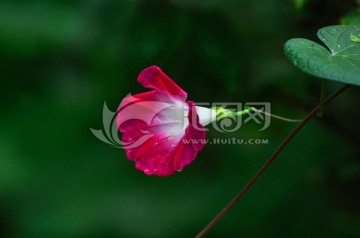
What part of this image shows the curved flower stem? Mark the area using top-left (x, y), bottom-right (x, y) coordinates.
top-left (215, 106), bottom-right (302, 123)
top-left (195, 84), bottom-right (350, 238)
top-left (247, 107), bottom-right (302, 123)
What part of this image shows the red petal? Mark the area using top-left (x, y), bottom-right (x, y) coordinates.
top-left (137, 66), bottom-right (187, 101)
top-left (116, 90), bottom-right (180, 133)
top-left (120, 100), bottom-right (206, 176)
top-left (126, 132), bottom-right (184, 176)
top-left (173, 101), bottom-right (206, 171)
top-left (117, 67), bottom-right (206, 176)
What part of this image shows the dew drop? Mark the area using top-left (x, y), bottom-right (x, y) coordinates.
top-left (153, 116), bottom-right (162, 123)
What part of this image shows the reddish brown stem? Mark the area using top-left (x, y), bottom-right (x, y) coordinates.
top-left (196, 84), bottom-right (350, 238)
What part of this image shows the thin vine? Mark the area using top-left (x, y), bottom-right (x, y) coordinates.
top-left (196, 84), bottom-right (350, 238)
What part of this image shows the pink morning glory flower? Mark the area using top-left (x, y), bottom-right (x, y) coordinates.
top-left (116, 66), bottom-right (216, 176)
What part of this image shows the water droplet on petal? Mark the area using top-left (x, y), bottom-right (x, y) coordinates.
top-left (153, 116), bottom-right (162, 123)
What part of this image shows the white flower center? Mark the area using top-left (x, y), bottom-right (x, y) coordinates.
top-left (195, 106), bottom-right (217, 126)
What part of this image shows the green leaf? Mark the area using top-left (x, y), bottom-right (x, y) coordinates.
top-left (284, 25), bottom-right (360, 86)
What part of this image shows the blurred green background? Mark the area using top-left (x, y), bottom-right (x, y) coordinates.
top-left (1, 0), bottom-right (360, 237)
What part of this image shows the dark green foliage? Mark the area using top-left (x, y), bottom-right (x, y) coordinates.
top-left (0, 0), bottom-right (359, 237)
